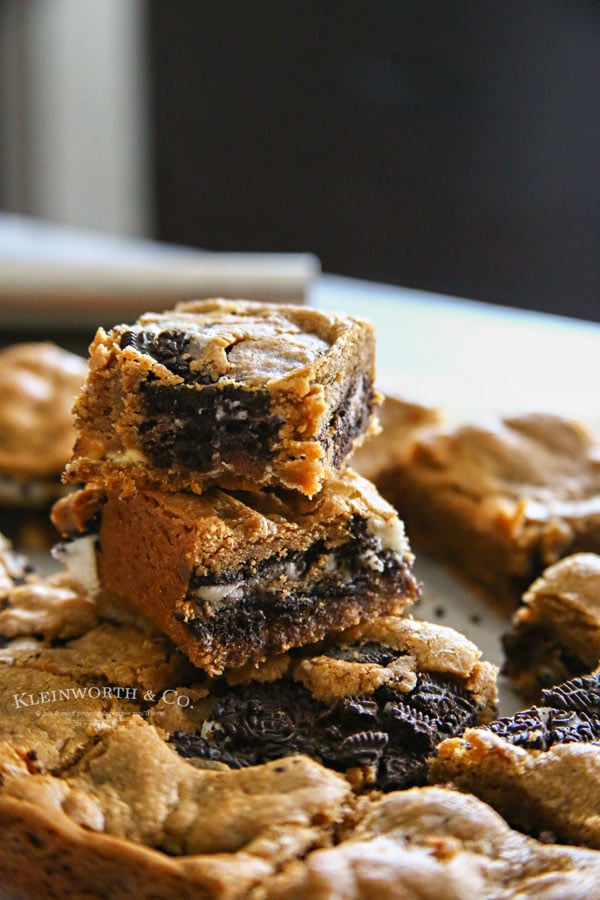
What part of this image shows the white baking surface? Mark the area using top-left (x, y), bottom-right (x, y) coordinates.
top-left (410, 556), bottom-right (520, 716)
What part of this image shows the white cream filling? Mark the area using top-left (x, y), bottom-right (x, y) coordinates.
top-left (52, 535), bottom-right (100, 595)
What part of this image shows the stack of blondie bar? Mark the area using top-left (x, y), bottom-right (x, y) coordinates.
top-left (52, 299), bottom-right (421, 675)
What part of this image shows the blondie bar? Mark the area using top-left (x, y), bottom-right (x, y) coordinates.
top-left (374, 412), bottom-right (600, 609)
top-left (0, 544), bottom-right (197, 774)
top-left (503, 553), bottom-right (600, 701)
top-left (170, 615), bottom-right (497, 792)
top-left (52, 469), bottom-right (419, 674)
top-left (430, 672), bottom-right (600, 848)
top-left (0, 718), bottom-right (352, 899)
top-left (65, 299), bottom-right (380, 497)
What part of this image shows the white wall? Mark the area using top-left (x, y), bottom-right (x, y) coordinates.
top-left (0, 0), bottom-right (151, 236)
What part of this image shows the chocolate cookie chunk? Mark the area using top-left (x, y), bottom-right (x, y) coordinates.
top-left (170, 616), bottom-right (497, 792)
top-left (430, 671), bottom-right (600, 848)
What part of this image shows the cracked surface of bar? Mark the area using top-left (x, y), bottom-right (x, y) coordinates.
top-left (372, 412), bottom-right (600, 609)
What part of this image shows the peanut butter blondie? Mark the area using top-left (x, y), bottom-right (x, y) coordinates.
top-left (169, 615), bottom-right (497, 793)
top-left (374, 412), bottom-right (600, 609)
top-left (0, 342), bottom-right (86, 548)
top-left (52, 469), bottom-right (419, 674)
top-left (258, 786), bottom-right (600, 899)
top-left (0, 543), bottom-right (198, 774)
top-left (503, 553), bottom-right (600, 701)
top-left (0, 718), bottom-right (352, 899)
top-left (65, 299), bottom-right (380, 497)
top-left (430, 671), bottom-right (600, 848)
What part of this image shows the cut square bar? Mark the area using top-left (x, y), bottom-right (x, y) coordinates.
top-left (65, 299), bottom-right (380, 497)
top-left (52, 469), bottom-right (419, 674)
top-left (372, 412), bottom-right (600, 610)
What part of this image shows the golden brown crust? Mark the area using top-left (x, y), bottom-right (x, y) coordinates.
top-left (290, 615), bottom-right (497, 713)
top-left (66, 299), bottom-right (380, 497)
top-left (0, 720), bottom-right (351, 900)
top-left (0, 547), bottom-right (194, 774)
top-left (11, 620), bottom-right (197, 696)
top-left (255, 786), bottom-right (600, 899)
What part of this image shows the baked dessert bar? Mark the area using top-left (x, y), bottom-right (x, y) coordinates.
top-left (65, 298), bottom-right (380, 497)
top-left (168, 615), bottom-right (497, 792)
top-left (503, 553), bottom-right (600, 701)
top-left (52, 469), bottom-right (419, 674)
top-left (8, 753), bottom-right (600, 900)
top-left (0, 342), bottom-right (86, 548)
top-left (0, 541), bottom-right (349, 897)
top-left (258, 786), bottom-right (600, 899)
top-left (430, 671), bottom-right (600, 848)
top-left (373, 412), bottom-right (600, 609)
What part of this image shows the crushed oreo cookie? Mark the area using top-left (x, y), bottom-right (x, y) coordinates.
top-left (189, 516), bottom-right (404, 608)
top-left (324, 372), bottom-right (375, 468)
top-left (172, 656), bottom-right (480, 791)
top-left (182, 533), bottom-right (412, 669)
top-left (120, 329), bottom-right (375, 477)
top-left (487, 674), bottom-right (600, 751)
top-left (120, 329), bottom-right (214, 384)
top-left (542, 674), bottom-right (600, 717)
top-left (138, 382), bottom-right (283, 472)
top-left (327, 641), bottom-right (400, 667)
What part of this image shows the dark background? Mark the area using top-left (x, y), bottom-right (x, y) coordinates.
top-left (147, 1), bottom-right (600, 321)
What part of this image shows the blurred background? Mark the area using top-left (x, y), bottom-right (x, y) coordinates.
top-left (1, 0), bottom-right (599, 321)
